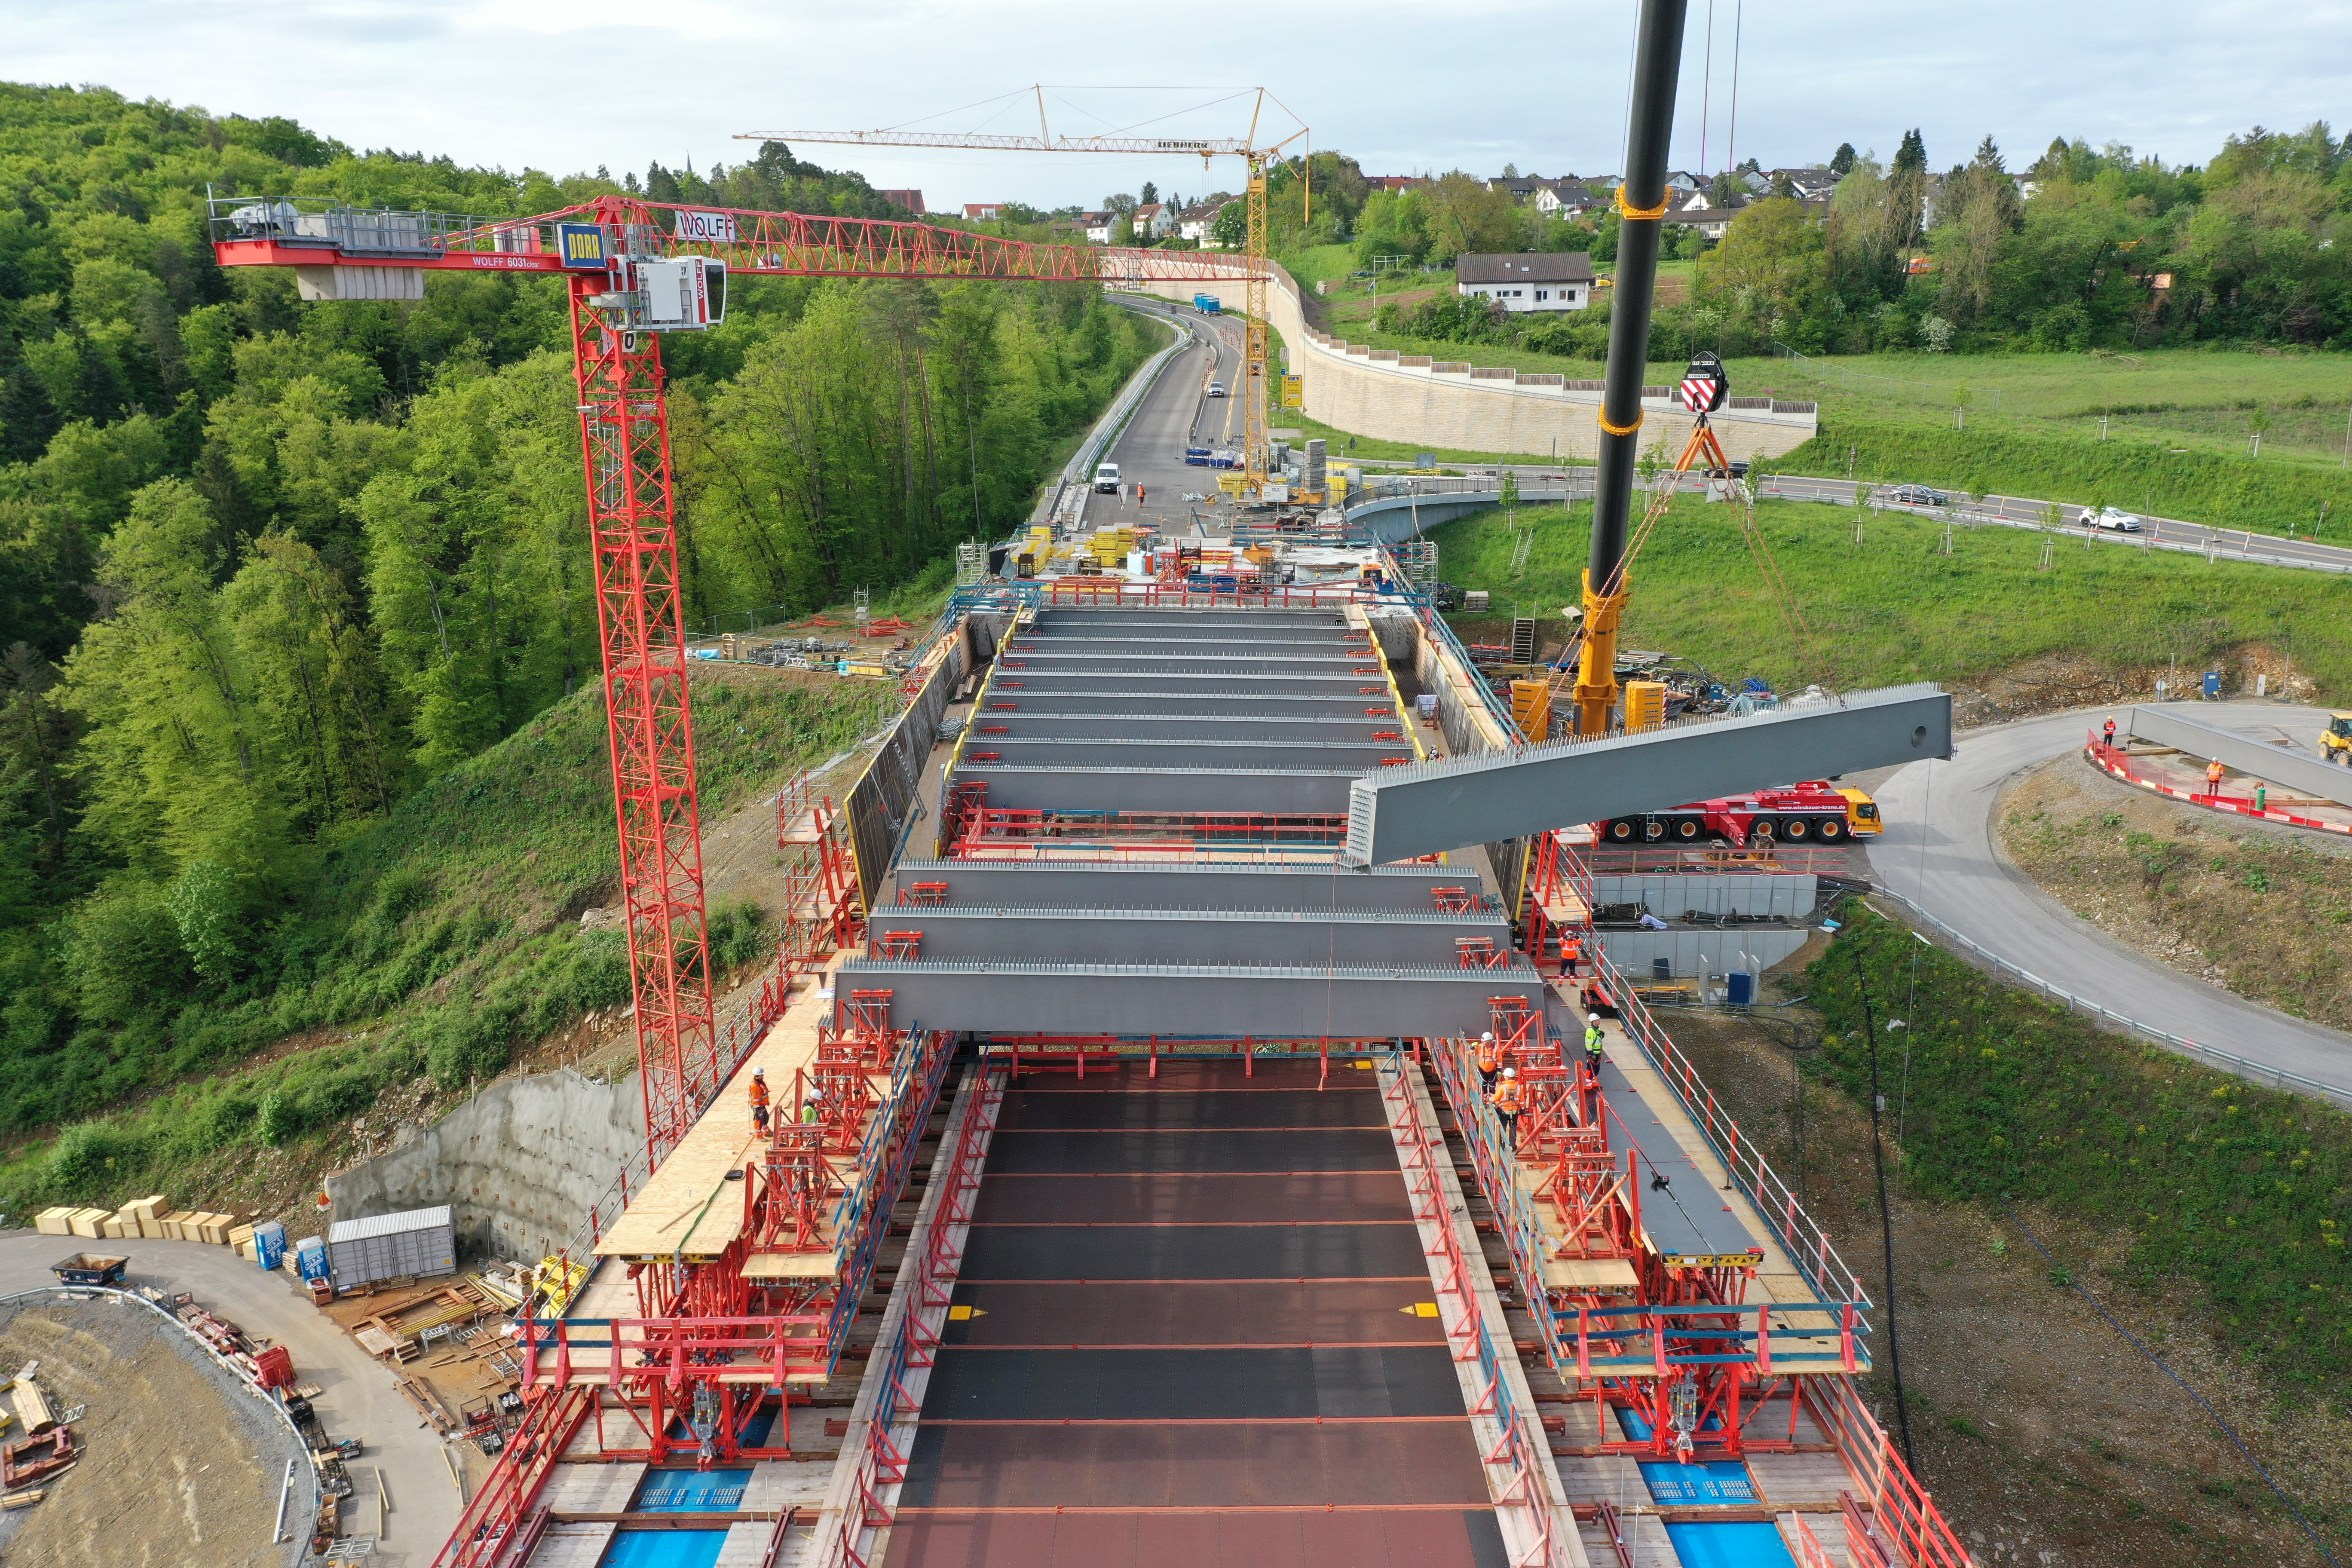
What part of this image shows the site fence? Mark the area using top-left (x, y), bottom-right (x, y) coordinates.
top-left (1861, 882), bottom-right (2352, 1111)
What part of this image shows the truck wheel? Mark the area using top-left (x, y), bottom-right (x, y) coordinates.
top-left (1783, 818), bottom-right (1810, 840)
top-left (1818, 818), bottom-right (1845, 841)
top-left (1642, 819), bottom-right (1665, 841)
top-left (1609, 819), bottom-right (1636, 841)
top-left (1676, 820), bottom-right (1702, 839)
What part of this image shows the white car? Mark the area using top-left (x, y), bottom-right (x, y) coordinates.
top-left (1093, 462), bottom-right (1120, 494)
top-left (2084, 506), bottom-right (2143, 533)
top-left (1206, 381), bottom-right (1226, 398)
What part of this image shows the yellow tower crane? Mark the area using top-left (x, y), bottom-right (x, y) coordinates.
top-left (742, 88), bottom-right (1308, 497)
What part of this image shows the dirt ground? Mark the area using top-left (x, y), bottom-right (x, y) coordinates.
top-left (1997, 753), bottom-right (2352, 1031)
top-left (1668, 959), bottom-right (2352, 1566)
top-left (0, 1296), bottom-right (304, 1568)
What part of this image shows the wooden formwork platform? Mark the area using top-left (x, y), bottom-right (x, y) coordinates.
top-left (593, 956), bottom-right (848, 1265)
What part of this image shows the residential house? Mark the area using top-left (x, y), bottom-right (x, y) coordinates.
top-left (1455, 252), bottom-right (1596, 312)
top-left (878, 189), bottom-right (926, 216)
top-left (1667, 198), bottom-right (1829, 242)
top-left (1179, 199), bottom-right (1233, 245)
top-left (1364, 175), bottom-right (1429, 193)
top-left (1534, 180), bottom-right (1604, 217)
top-left (962, 202), bottom-right (1004, 221)
top-left (1080, 211), bottom-right (1115, 244)
top-left (1486, 175), bottom-right (1552, 203)
top-left (1132, 202), bottom-right (1173, 240)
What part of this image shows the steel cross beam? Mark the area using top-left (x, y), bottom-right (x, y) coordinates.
top-left (2123, 704), bottom-right (2348, 804)
top-left (1342, 683), bottom-right (1955, 866)
top-left (832, 959), bottom-right (1547, 1039)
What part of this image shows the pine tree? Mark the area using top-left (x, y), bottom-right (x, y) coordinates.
top-left (1894, 129), bottom-right (1928, 174)
top-left (1830, 143), bottom-right (1857, 178)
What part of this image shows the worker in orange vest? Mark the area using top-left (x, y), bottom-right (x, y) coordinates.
top-left (1490, 1068), bottom-right (1522, 1148)
top-left (2101, 716), bottom-right (2117, 750)
top-left (748, 1067), bottom-right (771, 1133)
top-left (1474, 1031), bottom-right (1501, 1094)
top-left (1562, 934), bottom-right (1583, 978)
top-left (2206, 759), bottom-right (2226, 796)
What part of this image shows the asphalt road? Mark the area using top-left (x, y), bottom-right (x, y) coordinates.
top-left (1096, 301), bottom-right (1248, 536)
top-left (0, 1232), bottom-right (460, 1566)
top-left (1865, 702), bottom-right (2352, 1087)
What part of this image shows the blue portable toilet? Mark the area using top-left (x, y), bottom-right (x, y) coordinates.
top-left (1726, 971), bottom-right (1756, 1007)
top-left (254, 1220), bottom-right (286, 1271)
top-left (2203, 670), bottom-right (2222, 698)
top-left (295, 1236), bottom-right (330, 1283)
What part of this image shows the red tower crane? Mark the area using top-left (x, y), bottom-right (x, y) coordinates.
top-left (212, 192), bottom-right (1252, 1169)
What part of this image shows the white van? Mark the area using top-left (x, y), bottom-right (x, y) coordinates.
top-left (1093, 462), bottom-right (1121, 494)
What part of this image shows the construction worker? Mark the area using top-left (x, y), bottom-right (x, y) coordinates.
top-left (1583, 1020), bottom-right (1606, 1078)
top-left (801, 1084), bottom-right (824, 1124)
top-left (2101, 716), bottom-right (2118, 750)
top-left (747, 1067), bottom-right (770, 1126)
top-left (1562, 934), bottom-right (1583, 979)
top-left (2207, 759), bottom-right (2226, 796)
top-left (1490, 1068), bottom-right (1522, 1148)
top-left (1474, 1031), bottom-right (1501, 1094)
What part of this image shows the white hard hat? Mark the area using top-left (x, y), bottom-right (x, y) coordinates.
top-left (1502, 1067), bottom-right (1517, 1078)
top-left (807, 1084), bottom-right (823, 1099)
top-left (1480, 1032), bottom-right (1495, 1042)
top-left (753, 1067), bottom-right (765, 1078)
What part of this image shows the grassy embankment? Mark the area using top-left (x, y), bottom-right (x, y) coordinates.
top-left (1283, 306), bottom-right (2352, 535)
top-left (1421, 496), bottom-right (2352, 700)
top-left (2, 662), bottom-right (901, 1218)
top-left (1815, 901), bottom-right (2352, 1420)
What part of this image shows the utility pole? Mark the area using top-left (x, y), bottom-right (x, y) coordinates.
top-left (1572, 0), bottom-right (1692, 736)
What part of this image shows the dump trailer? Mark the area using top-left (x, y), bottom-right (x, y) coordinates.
top-left (1598, 781), bottom-right (1881, 848)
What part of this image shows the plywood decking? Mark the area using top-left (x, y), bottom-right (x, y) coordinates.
top-left (594, 956), bottom-right (848, 1265)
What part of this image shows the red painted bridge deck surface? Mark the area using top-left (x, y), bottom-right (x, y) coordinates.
top-left (885, 1059), bottom-right (1508, 1568)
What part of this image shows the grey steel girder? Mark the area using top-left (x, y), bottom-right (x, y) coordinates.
top-left (1000, 651), bottom-right (1377, 674)
top-left (976, 714), bottom-right (1411, 743)
top-left (885, 859), bottom-right (1478, 912)
top-left (1033, 610), bottom-right (1351, 631)
top-left (833, 958), bottom-right (1546, 1039)
top-left (960, 737), bottom-right (1412, 772)
top-left (978, 692), bottom-right (1406, 718)
top-left (1342, 683), bottom-right (1955, 865)
top-left (959, 763), bottom-right (1357, 815)
top-left (990, 673), bottom-right (1395, 697)
top-left (2125, 705), bottom-right (2350, 806)
top-left (864, 905), bottom-right (1508, 965)
top-left (1008, 635), bottom-right (1363, 655)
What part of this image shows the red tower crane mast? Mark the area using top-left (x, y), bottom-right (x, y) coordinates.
top-left (211, 193), bottom-right (1255, 1170)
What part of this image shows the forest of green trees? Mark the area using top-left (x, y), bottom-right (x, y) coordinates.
top-left (1361, 126), bottom-right (2352, 358)
top-left (0, 83), bottom-right (1161, 1134)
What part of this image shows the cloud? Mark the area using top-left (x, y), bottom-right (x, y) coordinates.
top-left (15, 0), bottom-right (2352, 205)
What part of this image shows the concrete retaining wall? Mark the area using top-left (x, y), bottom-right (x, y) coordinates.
top-left (1594, 873), bottom-right (1820, 920)
top-left (1121, 265), bottom-right (1816, 464)
top-left (325, 1067), bottom-right (645, 1265)
top-left (1595, 928), bottom-right (1811, 978)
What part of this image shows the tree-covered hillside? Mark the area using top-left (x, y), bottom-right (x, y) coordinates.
top-left (0, 83), bottom-right (1162, 1134)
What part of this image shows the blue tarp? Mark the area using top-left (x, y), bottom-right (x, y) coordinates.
top-left (602, 1530), bottom-right (728, 1568)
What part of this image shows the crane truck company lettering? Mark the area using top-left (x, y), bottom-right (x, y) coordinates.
top-left (677, 209), bottom-right (740, 245)
top-left (556, 222), bottom-right (608, 269)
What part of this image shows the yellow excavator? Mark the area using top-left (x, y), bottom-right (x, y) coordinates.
top-left (2324, 713), bottom-right (2352, 766)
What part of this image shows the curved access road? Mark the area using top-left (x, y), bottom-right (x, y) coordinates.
top-left (1864, 702), bottom-right (2352, 1087)
top-left (0, 1231), bottom-right (459, 1566)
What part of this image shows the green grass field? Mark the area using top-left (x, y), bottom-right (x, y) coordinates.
top-left (1426, 495), bottom-right (2352, 698)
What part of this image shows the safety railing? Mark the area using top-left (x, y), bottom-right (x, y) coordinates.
top-left (1784, 1510), bottom-right (1841, 1568)
top-left (1428, 1031), bottom-right (1573, 1370)
top-left (430, 1384), bottom-right (596, 1568)
top-left (1802, 1373), bottom-right (1972, 1568)
top-left (1862, 876), bottom-right (2352, 1111)
top-left (1376, 542), bottom-right (1529, 747)
top-left (1596, 948), bottom-right (1872, 1315)
top-left (826, 1064), bottom-right (1004, 1568)
top-left (1382, 1056), bottom-right (1570, 1568)
top-left (520, 1312), bottom-right (837, 1388)
top-left (2087, 732), bottom-right (2350, 836)
top-left (1562, 1300), bottom-right (1862, 1378)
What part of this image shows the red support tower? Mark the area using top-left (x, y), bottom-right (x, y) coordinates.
top-left (567, 196), bottom-right (719, 1169)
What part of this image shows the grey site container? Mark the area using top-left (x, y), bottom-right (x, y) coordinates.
top-left (327, 1204), bottom-right (457, 1287)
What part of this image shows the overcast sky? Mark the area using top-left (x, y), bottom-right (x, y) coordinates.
top-left (15, 1), bottom-right (2352, 213)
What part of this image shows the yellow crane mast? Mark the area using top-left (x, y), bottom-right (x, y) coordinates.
top-left (743, 87), bottom-right (1307, 497)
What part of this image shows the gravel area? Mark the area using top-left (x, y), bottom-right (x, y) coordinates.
top-left (0, 1291), bottom-right (310, 1568)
